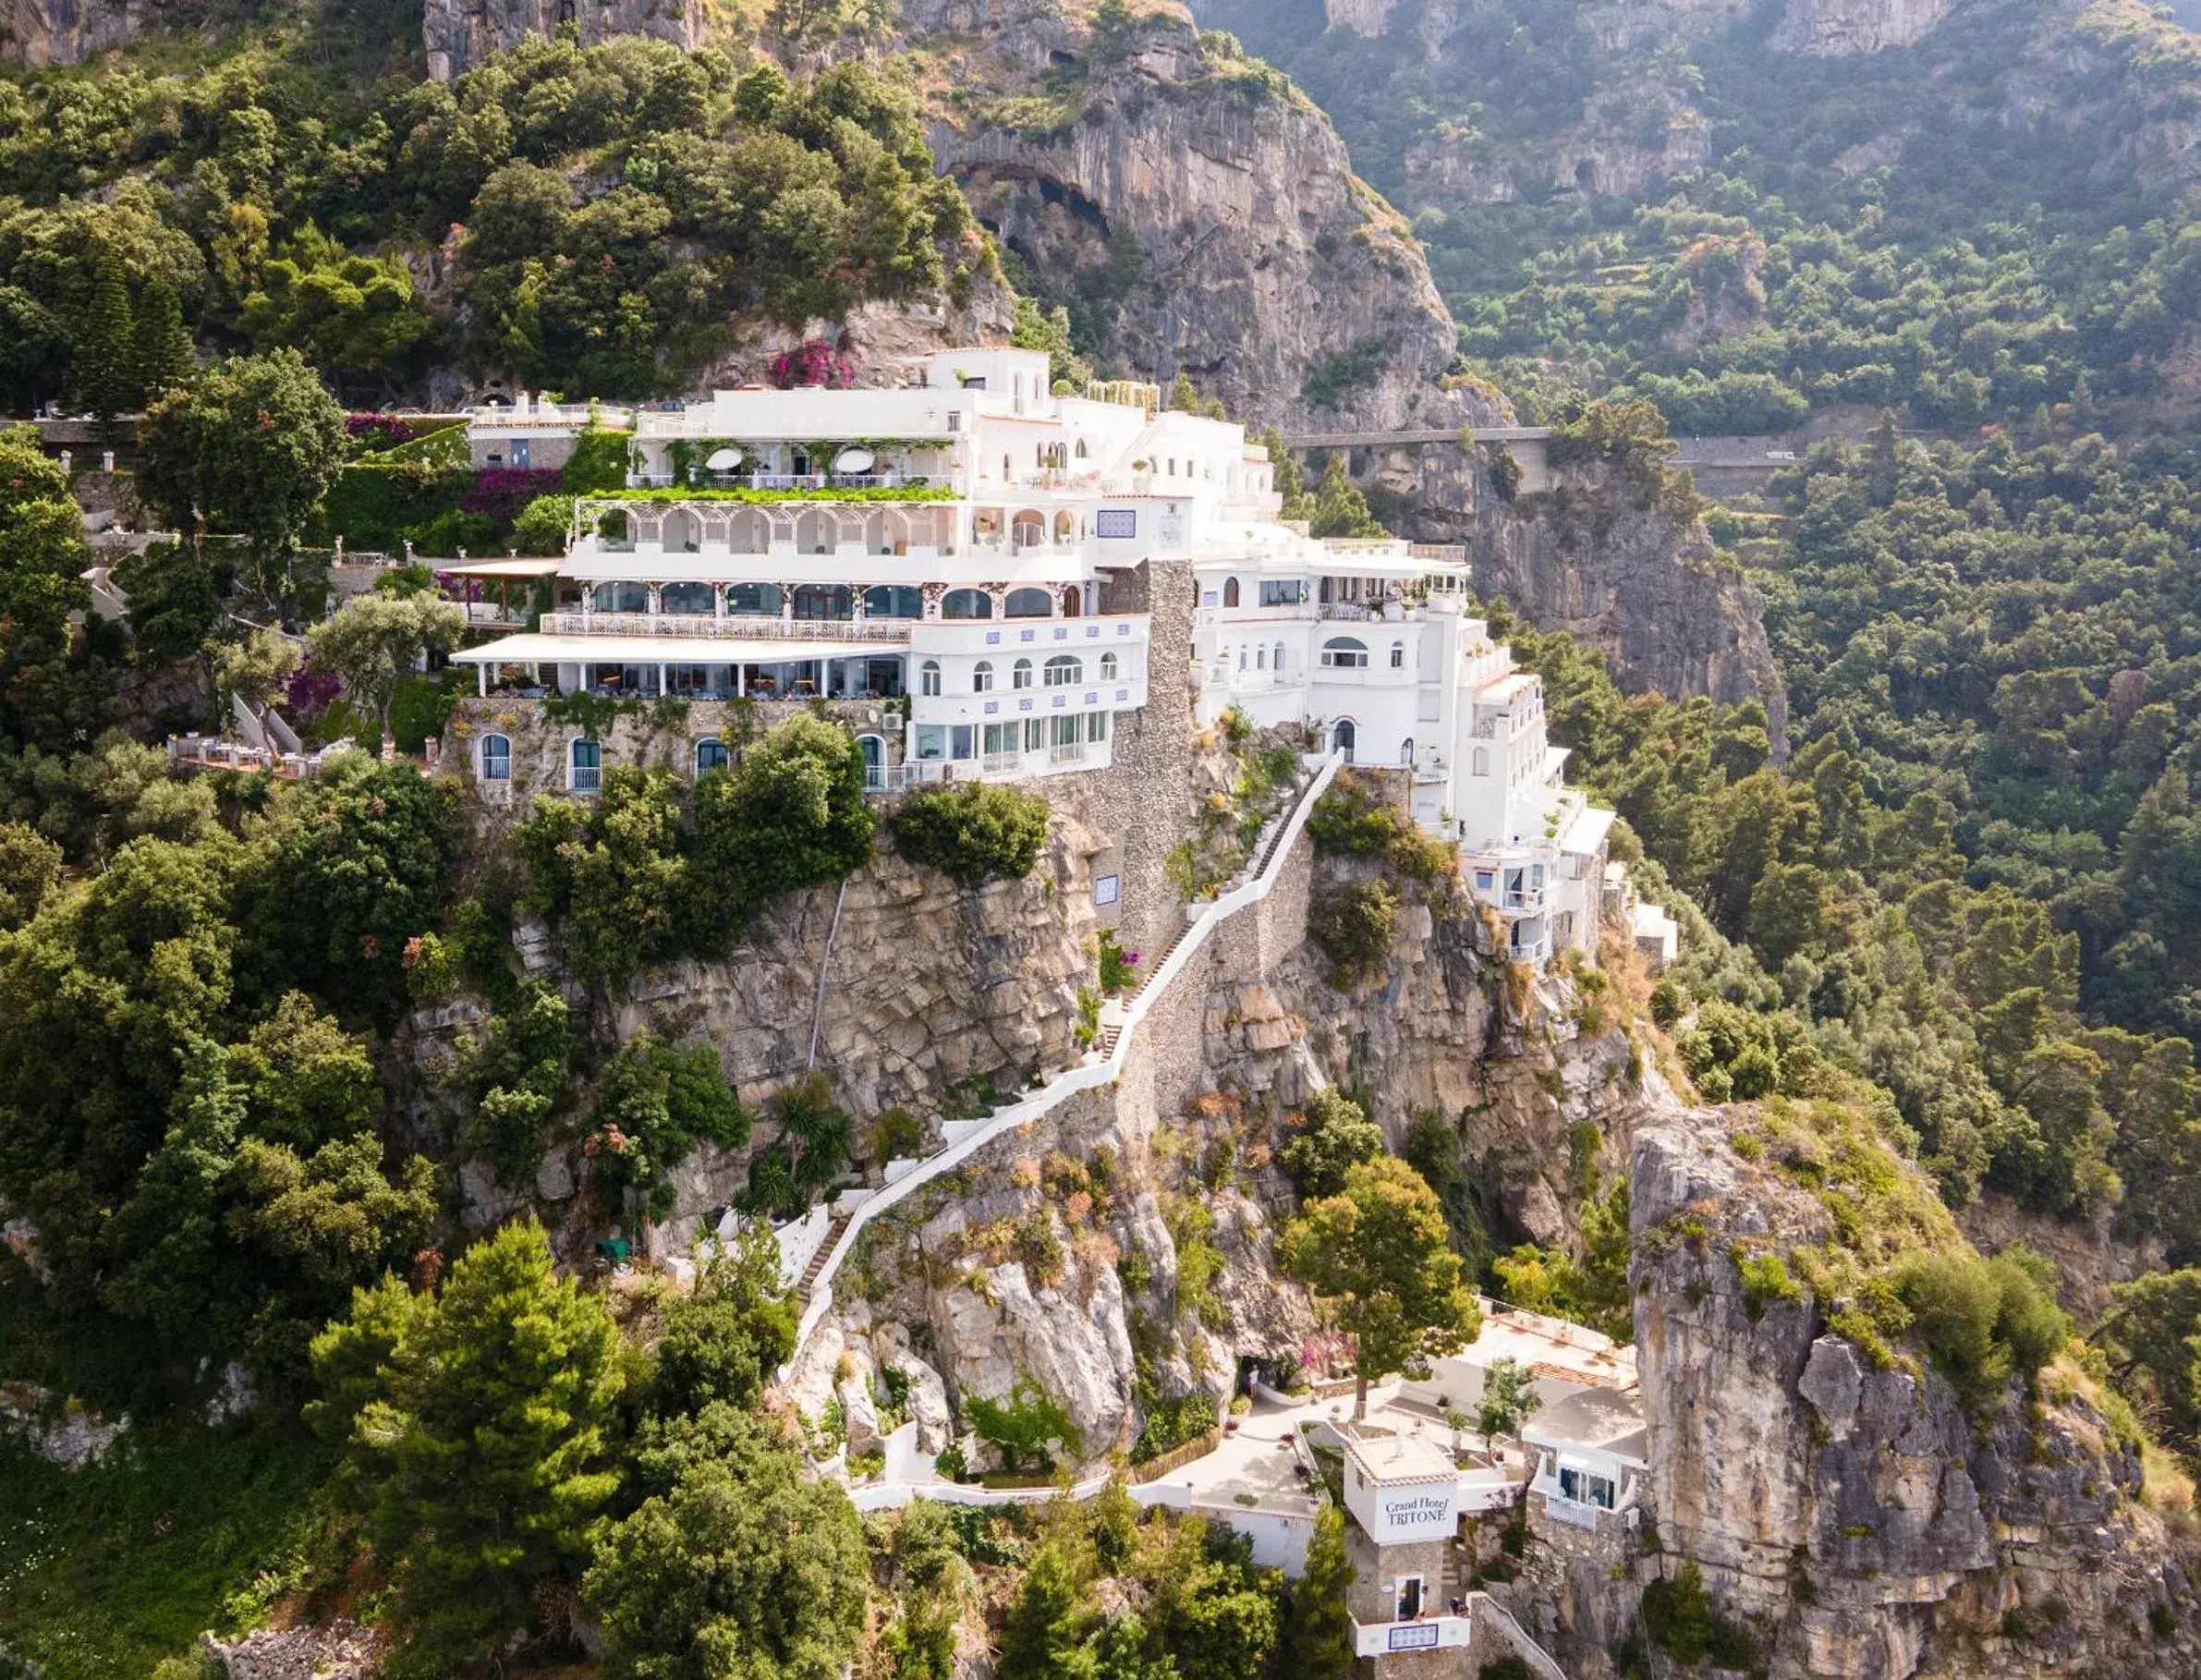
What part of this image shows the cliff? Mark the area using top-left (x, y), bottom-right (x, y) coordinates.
top-left (1630, 1102), bottom-right (2201, 1680)
top-left (903, 1), bottom-right (1502, 432)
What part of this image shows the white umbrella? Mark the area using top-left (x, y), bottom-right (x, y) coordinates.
top-left (704, 447), bottom-right (743, 471)
top-left (833, 447), bottom-right (877, 474)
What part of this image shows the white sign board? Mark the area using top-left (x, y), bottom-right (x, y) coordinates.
top-left (1345, 1462), bottom-right (1461, 1544)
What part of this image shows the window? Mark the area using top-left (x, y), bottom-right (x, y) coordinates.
top-left (864, 585), bottom-right (921, 619)
top-left (1237, 646), bottom-right (1247, 672)
top-left (1473, 747), bottom-right (1490, 776)
top-left (1332, 720), bottom-right (1356, 762)
top-left (1401, 738), bottom-right (1415, 766)
top-left (594, 581), bottom-right (647, 614)
top-left (1272, 641), bottom-right (1285, 673)
top-left (570, 739), bottom-right (602, 794)
top-left (1390, 640), bottom-right (1405, 669)
top-left (794, 584), bottom-right (852, 621)
top-left (1259, 578), bottom-right (1304, 607)
top-left (1090, 711), bottom-right (1109, 742)
top-left (942, 588), bottom-right (991, 620)
top-left (696, 738), bottom-right (729, 773)
top-left (1256, 645), bottom-right (1267, 670)
top-left (1320, 636), bottom-right (1369, 669)
top-left (725, 582), bottom-right (783, 616)
top-left (921, 660), bottom-right (942, 698)
top-left (1004, 587), bottom-right (1052, 618)
top-left (480, 733), bottom-right (511, 782)
top-left (1013, 658), bottom-right (1033, 691)
top-left (1025, 718), bottom-right (1046, 750)
top-left (1075, 439), bottom-right (1088, 459)
top-left (1395, 1577), bottom-right (1425, 1622)
top-left (662, 582), bottom-right (713, 615)
top-left (1222, 576), bottom-right (1240, 608)
top-left (1100, 651), bottom-right (1119, 681)
top-left (1044, 654), bottom-right (1082, 688)
top-left (973, 661), bottom-right (994, 694)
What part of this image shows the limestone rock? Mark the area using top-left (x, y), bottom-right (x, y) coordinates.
top-left (203, 1619), bottom-right (380, 1680)
top-left (1771, 0), bottom-right (1950, 54)
top-left (534, 1148), bottom-right (575, 1203)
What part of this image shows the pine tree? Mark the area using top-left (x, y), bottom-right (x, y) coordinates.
top-left (132, 282), bottom-right (196, 400)
top-left (1308, 454), bottom-right (1388, 540)
top-left (1278, 1506), bottom-right (1356, 1680)
top-left (74, 253), bottom-right (140, 433)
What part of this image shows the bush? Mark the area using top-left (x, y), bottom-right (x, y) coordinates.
top-left (1641, 1562), bottom-right (1755, 1668)
top-left (693, 716), bottom-right (875, 940)
top-left (967, 1376), bottom-right (1081, 1473)
top-left (1309, 877), bottom-right (1398, 989)
top-left (1893, 1248), bottom-right (2070, 1402)
top-left (892, 782), bottom-right (1050, 884)
top-left (1280, 1089), bottom-right (1385, 1199)
top-left (563, 427), bottom-right (635, 493)
top-left (1735, 1248), bottom-right (1803, 1321)
top-left (1132, 1392), bottom-right (1218, 1463)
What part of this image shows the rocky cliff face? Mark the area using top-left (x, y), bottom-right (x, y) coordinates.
top-left (1770, 0), bottom-right (1952, 55)
top-left (1631, 1106), bottom-right (2201, 1680)
top-left (904, 1), bottom-right (1502, 432)
top-left (422, 0), bottom-right (699, 80)
top-left (0, 0), bottom-right (167, 66)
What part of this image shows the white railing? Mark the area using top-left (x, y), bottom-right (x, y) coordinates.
top-left (539, 613), bottom-right (914, 643)
top-left (1354, 1614), bottom-right (1471, 1658)
top-left (788, 750), bottom-right (1345, 1354)
top-left (1464, 1595), bottom-right (1571, 1680)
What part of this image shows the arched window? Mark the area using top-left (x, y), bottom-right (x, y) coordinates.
top-left (1401, 738), bottom-right (1416, 766)
top-left (1237, 646), bottom-right (1248, 671)
top-left (1272, 641), bottom-right (1286, 673)
top-left (1061, 584), bottom-right (1081, 617)
top-left (1331, 720), bottom-right (1356, 763)
top-left (479, 733), bottom-right (511, 782)
top-left (1473, 747), bottom-right (1490, 776)
top-left (661, 582), bottom-right (713, 615)
top-left (1044, 654), bottom-right (1082, 688)
top-left (570, 738), bottom-right (602, 794)
top-left (1012, 512), bottom-right (1045, 549)
top-left (864, 585), bottom-right (921, 619)
top-left (1256, 645), bottom-right (1267, 670)
top-left (593, 581), bottom-right (647, 614)
top-left (1013, 658), bottom-right (1033, 690)
top-left (1320, 636), bottom-right (1369, 669)
top-left (921, 660), bottom-right (942, 697)
top-left (1100, 651), bottom-right (1119, 681)
top-left (1004, 587), bottom-right (1052, 619)
top-left (973, 661), bottom-right (994, 694)
top-left (725, 582), bottom-right (784, 617)
top-left (1222, 576), bottom-right (1240, 609)
top-left (1075, 439), bottom-right (1088, 459)
top-left (942, 589), bottom-right (991, 620)
top-left (1390, 641), bottom-right (1405, 669)
top-left (857, 734), bottom-right (886, 789)
top-left (696, 738), bottom-right (729, 773)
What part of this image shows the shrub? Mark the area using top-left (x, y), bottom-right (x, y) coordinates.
top-left (1736, 1248), bottom-right (1804, 1321)
top-left (694, 716), bottom-right (875, 938)
top-left (1309, 877), bottom-right (1398, 989)
top-left (892, 782), bottom-right (1050, 884)
top-left (1641, 1562), bottom-right (1757, 1667)
top-left (1133, 1392), bottom-right (1218, 1463)
top-left (562, 427), bottom-right (635, 493)
top-left (1280, 1089), bottom-right (1385, 1199)
top-left (1893, 1248), bottom-right (2070, 1403)
top-left (967, 1376), bottom-right (1081, 1473)
top-left (585, 1033), bottom-right (751, 1219)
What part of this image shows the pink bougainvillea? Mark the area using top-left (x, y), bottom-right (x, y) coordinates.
top-left (768, 338), bottom-right (861, 390)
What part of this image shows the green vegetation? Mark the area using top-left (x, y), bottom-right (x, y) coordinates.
top-left (584, 1032), bottom-right (751, 1219)
top-left (1281, 1155), bottom-right (1482, 1417)
top-left (0, 39), bottom-right (980, 401)
top-left (1641, 1562), bottom-right (1758, 1671)
top-left (1490, 1175), bottom-right (1632, 1343)
top-left (1278, 1088), bottom-right (1386, 1200)
top-left (310, 1221), bottom-right (625, 1677)
top-left (1893, 1248), bottom-right (2070, 1403)
top-left (893, 782), bottom-right (1052, 884)
top-left (1474, 1357), bottom-right (1542, 1452)
top-left (1278, 1505), bottom-right (1356, 1680)
top-left (967, 1376), bottom-right (1082, 1475)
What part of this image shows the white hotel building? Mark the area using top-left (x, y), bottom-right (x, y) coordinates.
top-left (452, 347), bottom-right (1619, 963)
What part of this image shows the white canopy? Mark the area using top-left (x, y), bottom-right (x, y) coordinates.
top-left (452, 633), bottom-right (896, 665)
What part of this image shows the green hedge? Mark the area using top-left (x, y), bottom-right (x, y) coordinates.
top-left (591, 485), bottom-right (957, 505)
top-left (307, 462), bottom-right (473, 554)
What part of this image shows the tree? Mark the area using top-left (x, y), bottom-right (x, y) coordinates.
top-left (1475, 1357), bottom-right (1541, 1453)
top-left (1307, 455), bottom-right (1388, 540)
top-left (215, 626), bottom-right (303, 716)
top-left (0, 822), bottom-right (62, 930)
top-left (693, 715), bottom-right (875, 930)
top-left (1280, 1157), bottom-right (1481, 1418)
top-left (586, 1032), bottom-right (751, 1218)
top-left (653, 1225), bottom-right (796, 1413)
top-left (112, 541), bottom-right (225, 666)
top-left (996, 1540), bottom-right (1094, 1680)
top-left (74, 251), bottom-right (140, 432)
top-left (583, 1405), bottom-right (867, 1680)
top-left (0, 423), bottom-right (91, 677)
top-left (137, 350), bottom-right (347, 602)
top-left (1277, 1505), bottom-right (1356, 1680)
top-left (312, 1221), bottom-right (625, 1675)
top-left (303, 591), bottom-right (466, 746)
top-left (892, 782), bottom-right (1051, 884)
top-left (132, 280), bottom-right (196, 400)
top-left (1279, 1089), bottom-right (1385, 1200)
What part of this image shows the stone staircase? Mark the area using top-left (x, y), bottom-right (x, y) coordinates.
top-left (1095, 915), bottom-right (1192, 1059)
top-left (796, 1211), bottom-right (851, 1306)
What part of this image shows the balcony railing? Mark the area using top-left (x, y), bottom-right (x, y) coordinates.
top-left (539, 613), bottom-right (915, 643)
top-left (626, 471), bottom-right (932, 492)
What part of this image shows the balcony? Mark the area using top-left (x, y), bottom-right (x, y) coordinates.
top-left (1352, 1614), bottom-right (1472, 1658)
top-left (539, 613), bottom-right (915, 643)
top-left (627, 471), bottom-right (932, 493)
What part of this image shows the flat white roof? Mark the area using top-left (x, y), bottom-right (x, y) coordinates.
top-left (1450, 1307), bottom-right (1638, 1390)
top-left (1524, 1388), bottom-right (1648, 1466)
top-left (1558, 803), bottom-right (1618, 858)
top-left (452, 633), bottom-right (894, 665)
top-left (440, 558), bottom-right (566, 578)
top-left (1342, 1427), bottom-right (1456, 1486)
